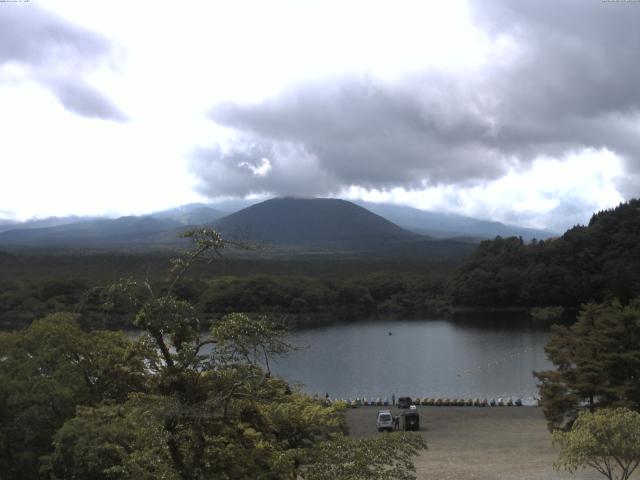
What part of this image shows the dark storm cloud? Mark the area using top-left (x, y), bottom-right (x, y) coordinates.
top-left (191, 141), bottom-right (336, 197)
top-left (192, 0), bottom-right (640, 201)
top-left (195, 75), bottom-right (508, 197)
top-left (0, 4), bottom-right (127, 122)
top-left (471, 0), bottom-right (640, 162)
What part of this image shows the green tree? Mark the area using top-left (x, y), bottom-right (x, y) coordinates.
top-left (302, 432), bottom-right (427, 480)
top-left (535, 300), bottom-right (640, 430)
top-left (46, 395), bottom-right (178, 480)
top-left (554, 408), bottom-right (640, 480)
top-left (4, 228), bottom-right (427, 479)
top-left (94, 230), bottom-right (343, 478)
top-left (213, 312), bottom-right (294, 374)
top-left (46, 229), bottom-right (349, 479)
top-left (451, 199), bottom-right (640, 308)
top-left (0, 312), bottom-right (149, 480)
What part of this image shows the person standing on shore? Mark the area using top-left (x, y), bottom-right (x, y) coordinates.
top-left (392, 393), bottom-right (395, 406)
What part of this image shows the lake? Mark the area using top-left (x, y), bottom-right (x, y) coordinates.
top-left (92, 315), bottom-right (554, 405)
top-left (269, 318), bottom-right (553, 405)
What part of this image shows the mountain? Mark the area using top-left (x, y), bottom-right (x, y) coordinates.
top-left (0, 219), bottom-right (17, 232)
top-left (211, 197), bottom-right (421, 250)
top-left (0, 204), bottom-right (228, 248)
top-left (0, 216), bottom-right (185, 247)
top-left (0, 198), bottom-right (554, 247)
top-left (204, 198), bottom-right (260, 213)
top-left (0, 198), bottom-right (487, 259)
top-left (150, 204), bottom-right (225, 225)
top-left (0, 216), bottom-right (97, 233)
top-left (355, 201), bottom-right (556, 241)
top-left (211, 197), bottom-right (477, 259)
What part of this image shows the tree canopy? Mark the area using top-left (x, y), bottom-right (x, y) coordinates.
top-left (451, 199), bottom-right (640, 308)
top-left (302, 432), bottom-right (426, 480)
top-left (554, 408), bottom-right (640, 480)
top-left (535, 300), bottom-right (640, 430)
top-left (0, 312), bottom-right (149, 479)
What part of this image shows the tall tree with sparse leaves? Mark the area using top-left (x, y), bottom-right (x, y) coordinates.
top-left (35, 228), bottom-right (427, 480)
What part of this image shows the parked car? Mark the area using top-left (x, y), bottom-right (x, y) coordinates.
top-left (397, 396), bottom-right (412, 409)
top-left (403, 409), bottom-right (420, 431)
top-left (376, 409), bottom-right (394, 432)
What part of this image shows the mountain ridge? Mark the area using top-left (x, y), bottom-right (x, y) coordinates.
top-left (0, 197), bottom-right (555, 251)
top-left (355, 201), bottom-right (556, 240)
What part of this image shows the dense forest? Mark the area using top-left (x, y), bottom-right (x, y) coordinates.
top-left (0, 252), bottom-right (455, 329)
top-left (0, 273), bottom-right (450, 329)
top-left (451, 199), bottom-right (640, 308)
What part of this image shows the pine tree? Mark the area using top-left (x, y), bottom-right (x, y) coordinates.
top-left (535, 299), bottom-right (640, 430)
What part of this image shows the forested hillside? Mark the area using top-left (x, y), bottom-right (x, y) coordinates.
top-left (451, 199), bottom-right (640, 307)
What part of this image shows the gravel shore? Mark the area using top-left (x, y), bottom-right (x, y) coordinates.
top-left (346, 406), bottom-right (605, 480)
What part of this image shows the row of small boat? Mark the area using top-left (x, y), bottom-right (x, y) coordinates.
top-left (329, 397), bottom-right (524, 408)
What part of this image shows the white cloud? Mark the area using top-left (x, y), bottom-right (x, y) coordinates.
top-left (0, 82), bottom-right (203, 220)
top-left (239, 158), bottom-right (272, 177)
top-left (0, 0), bottom-right (636, 231)
top-left (343, 148), bottom-right (625, 232)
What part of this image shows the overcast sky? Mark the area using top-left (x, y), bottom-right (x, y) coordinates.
top-left (1, 0), bottom-right (638, 231)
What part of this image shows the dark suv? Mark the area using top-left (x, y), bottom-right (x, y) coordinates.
top-left (403, 409), bottom-right (420, 431)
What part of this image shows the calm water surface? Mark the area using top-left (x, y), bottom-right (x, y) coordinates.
top-left (271, 318), bottom-right (553, 404)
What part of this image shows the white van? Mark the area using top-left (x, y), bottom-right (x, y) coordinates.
top-left (377, 409), bottom-right (394, 432)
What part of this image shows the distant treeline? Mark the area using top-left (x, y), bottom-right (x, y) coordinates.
top-left (196, 273), bottom-right (449, 322)
top-left (450, 199), bottom-right (640, 307)
top-left (0, 258), bottom-right (454, 328)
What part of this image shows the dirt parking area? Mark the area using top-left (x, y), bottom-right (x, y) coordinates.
top-left (346, 406), bottom-right (607, 480)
